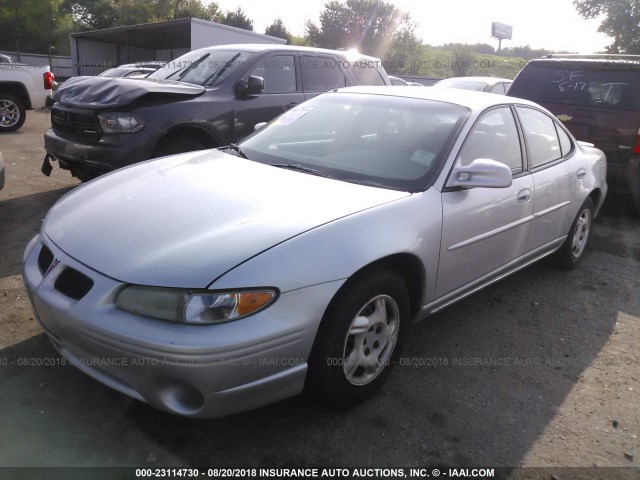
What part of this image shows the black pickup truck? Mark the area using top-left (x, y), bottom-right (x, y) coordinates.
top-left (43, 44), bottom-right (390, 181)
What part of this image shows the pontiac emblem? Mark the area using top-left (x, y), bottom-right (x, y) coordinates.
top-left (557, 114), bottom-right (573, 122)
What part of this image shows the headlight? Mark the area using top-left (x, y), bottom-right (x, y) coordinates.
top-left (97, 112), bottom-right (145, 134)
top-left (115, 286), bottom-right (277, 324)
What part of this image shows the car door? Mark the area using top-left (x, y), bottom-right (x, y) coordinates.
top-left (515, 106), bottom-right (588, 257)
top-left (233, 53), bottom-right (304, 140)
top-left (300, 54), bottom-right (348, 100)
top-left (436, 106), bottom-right (534, 300)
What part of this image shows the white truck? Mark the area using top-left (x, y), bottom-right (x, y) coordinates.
top-left (0, 59), bottom-right (55, 132)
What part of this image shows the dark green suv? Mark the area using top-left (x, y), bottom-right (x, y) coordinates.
top-left (508, 55), bottom-right (640, 214)
top-left (44, 44), bottom-right (390, 181)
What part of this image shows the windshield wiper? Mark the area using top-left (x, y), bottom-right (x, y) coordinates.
top-left (164, 53), bottom-right (210, 81)
top-left (204, 53), bottom-right (242, 85)
top-left (219, 143), bottom-right (249, 159)
top-left (271, 163), bottom-right (334, 178)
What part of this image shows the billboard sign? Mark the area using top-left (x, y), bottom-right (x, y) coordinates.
top-left (491, 22), bottom-right (513, 40)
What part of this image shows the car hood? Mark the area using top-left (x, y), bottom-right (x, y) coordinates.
top-left (43, 150), bottom-right (409, 288)
top-left (54, 76), bottom-right (205, 109)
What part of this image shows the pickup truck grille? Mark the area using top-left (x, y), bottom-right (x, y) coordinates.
top-left (51, 106), bottom-right (101, 141)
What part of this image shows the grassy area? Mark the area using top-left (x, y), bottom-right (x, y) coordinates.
top-left (382, 47), bottom-right (526, 80)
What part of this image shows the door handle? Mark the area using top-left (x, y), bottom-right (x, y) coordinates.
top-left (517, 188), bottom-right (531, 203)
top-left (576, 168), bottom-right (587, 179)
top-left (286, 102), bottom-right (298, 110)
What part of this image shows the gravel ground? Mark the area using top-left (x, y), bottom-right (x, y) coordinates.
top-left (0, 110), bottom-right (638, 478)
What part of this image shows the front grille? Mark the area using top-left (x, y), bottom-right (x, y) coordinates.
top-left (37, 246), bottom-right (54, 275)
top-left (51, 106), bottom-right (101, 141)
top-left (54, 267), bottom-right (94, 300)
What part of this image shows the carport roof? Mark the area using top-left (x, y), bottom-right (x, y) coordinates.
top-left (71, 18), bottom-right (192, 50)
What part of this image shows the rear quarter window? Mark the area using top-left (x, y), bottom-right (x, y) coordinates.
top-left (509, 62), bottom-right (640, 111)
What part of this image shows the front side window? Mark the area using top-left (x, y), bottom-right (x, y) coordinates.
top-left (301, 55), bottom-right (347, 91)
top-left (517, 107), bottom-right (562, 168)
top-left (248, 55), bottom-right (296, 93)
top-left (458, 107), bottom-right (523, 174)
top-left (240, 93), bottom-right (469, 191)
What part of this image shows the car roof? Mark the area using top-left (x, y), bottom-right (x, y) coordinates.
top-left (335, 85), bottom-right (542, 111)
top-left (437, 76), bottom-right (512, 85)
top-left (195, 44), bottom-right (382, 61)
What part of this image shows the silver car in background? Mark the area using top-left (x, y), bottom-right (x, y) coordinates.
top-left (23, 87), bottom-right (607, 417)
top-left (434, 76), bottom-right (513, 95)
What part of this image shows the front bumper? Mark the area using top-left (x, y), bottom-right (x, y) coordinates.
top-left (43, 128), bottom-right (154, 175)
top-left (23, 234), bottom-right (342, 417)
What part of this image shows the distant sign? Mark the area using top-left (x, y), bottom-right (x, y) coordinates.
top-left (491, 22), bottom-right (513, 40)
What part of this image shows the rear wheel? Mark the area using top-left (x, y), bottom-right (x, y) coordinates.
top-left (306, 270), bottom-right (410, 406)
top-left (553, 197), bottom-right (594, 270)
top-left (0, 94), bottom-right (26, 132)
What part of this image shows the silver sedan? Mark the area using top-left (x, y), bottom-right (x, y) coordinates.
top-left (23, 87), bottom-right (608, 417)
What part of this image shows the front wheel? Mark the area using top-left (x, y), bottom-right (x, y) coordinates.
top-left (553, 197), bottom-right (594, 270)
top-left (0, 94), bottom-right (26, 132)
top-left (306, 270), bottom-right (410, 406)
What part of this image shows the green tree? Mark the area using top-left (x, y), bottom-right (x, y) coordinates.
top-left (574, 0), bottom-right (640, 53)
top-left (62, 0), bottom-right (222, 29)
top-left (265, 18), bottom-right (291, 43)
top-left (163, 0), bottom-right (223, 21)
top-left (305, 0), bottom-right (411, 57)
top-left (0, 0), bottom-right (72, 54)
top-left (451, 47), bottom-right (475, 76)
top-left (382, 21), bottom-right (422, 74)
top-left (221, 7), bottom-right (253, 31)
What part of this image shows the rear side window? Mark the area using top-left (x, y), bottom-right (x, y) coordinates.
top-left (301, 55), bottom-right (347, 91)
top-left (556, 125), bottom-right (573, 157)
top-left (509, 61), bottom-right (640, 110)
top-left (347, 61), bottom-right (387, 86)
top-left (517, 107), bottom-right (562, 168)
top-left (489, 83), bottom-right (508, 95)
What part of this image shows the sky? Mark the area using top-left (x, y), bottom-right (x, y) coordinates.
top-left (210, 0), bottom-right (611, 53)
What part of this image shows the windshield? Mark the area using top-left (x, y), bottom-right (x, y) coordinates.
top-left (509, 61), bottom-right (640, 110)
top-left (240, 92), bottom-right (469, 191)
top-left (148, 49), bottom-right (255, 86)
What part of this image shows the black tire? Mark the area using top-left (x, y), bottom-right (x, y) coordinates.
top-left (153, 137), bottom-right (207, 158)
top-left (553, 197), bottom-right (594, 270)
top-left (306, 270), bottom-right (410, 406)
top-left (0, 93), bottom-right (26, 132)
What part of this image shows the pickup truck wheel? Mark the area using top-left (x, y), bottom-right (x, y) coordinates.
top-left (153, 137), bottom-right (207, 157)
top-left (0, 94), bottom-right (26, 132)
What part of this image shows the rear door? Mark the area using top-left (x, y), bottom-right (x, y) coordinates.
top-left (514, 106), bottom-right (587, 256)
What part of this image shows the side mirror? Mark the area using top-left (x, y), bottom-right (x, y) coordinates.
top-left (254, 122), bottom-right (267, 131)
top-left (235, 75), bottom-right (265, 97)
top-left (447, 158), bottom-right (513, 189)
